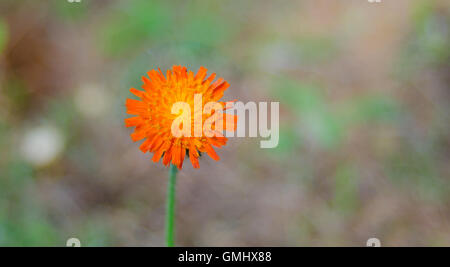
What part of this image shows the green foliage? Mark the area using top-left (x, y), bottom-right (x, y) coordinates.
top-left (6, 214), bottom-right (60, 246)
top-left (0, 160), bottom-right (60, 246)
top-left (396, 0), bottom-right (450, 76)
top-left (7, 160), bottom-right (33, 185)
top-left (98, 0), bottom-right (235, 62)
top-left (50, 0), bottom-right (88, 21)
top-left (98, 0), bottom-right (172, 56)
top-left (273, 77), bottom-right (402, 153)
top-left (2, 79), bottom-right (30, 115)
top-left (179, 3), bottom-right (232, 48)
top-left (0, 18), bottom-right (7, 55)
top-left (388, 148), bottom-right (447, 202)
top-left (294, 36), bottom-right (338, 63)
top-left (333, 164), bottom-right (358, 214)
top-left (271, 126), bottom-right (302, 157)
top-left (273, 78), bottom-right (344, 148)
top-left (275, 79), bottom-right (324, 113)
top-left (47, 97), bottom-right (77, 133)
top-left (74, 220), bottom-right (113, 247)
top-left (341, 95), bottom-right (401, 125)
top-left (412, 0), bottom-right (434, 28)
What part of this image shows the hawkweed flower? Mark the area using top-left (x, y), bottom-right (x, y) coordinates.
top-left (125, 65), bottom-right (237, 170)
top-left (124, 65), bottom-right (237, 246)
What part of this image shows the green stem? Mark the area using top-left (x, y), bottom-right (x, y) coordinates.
top-left (165, 164), bottom-right (177, 247)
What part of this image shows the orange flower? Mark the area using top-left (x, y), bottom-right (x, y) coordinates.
top-left (125, 65), bottom-right (237, 170)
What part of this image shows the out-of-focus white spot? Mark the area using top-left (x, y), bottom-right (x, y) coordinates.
top-left (21, 125), bottom-right (64, 167)
top-left (366, 238), bottom-right (381, 247)
top-left (75, 83), bottom-right (110, 118)
top-left (66, 237), bottom-right (81, 247)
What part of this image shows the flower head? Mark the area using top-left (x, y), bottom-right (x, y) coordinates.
top-left (125, 65), bottom-right (237, 170)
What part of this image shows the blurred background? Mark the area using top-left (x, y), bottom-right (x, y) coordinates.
top-left (0, 0), bottom-right (449, 246)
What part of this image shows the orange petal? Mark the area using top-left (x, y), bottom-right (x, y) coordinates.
top-left (130, 128), bottom-right (148, 142)
top-left (149, 136), bottom-right (164, 152)
top-left (163, 145), bottom-right (173, 166)
top-left (179, 147), bottom-right (185, 169)
top-left (148, 69), bottom-right (164, 85)
top-left (189, 150), bottom-right (200, 168)
top-left (194, 66), bottom-right (208, 81)
top-left (203, 73), bottom-right (216, 85)
top-left (124, 116), bottom-right (143, 127)
top-left (157, 68), bottom-right (167, 82)
top-left (130, 88), bottom-right (145, 98)
top-left (142, 81), bottom-right (155, 92)
top-left (171, 145), bottom-right (181, 169)
top-left (180, 66), bottom-right (188, 80)
top-left (153, 141), bottom-right (170, 163)
top-left (139, 138), bottom-right (152, 153)
top-left (188, 70), bottom-right (195, 83)
top-left (212, 81), bottom-right (230, 100)
top-left (207, 136), bottom-right (227, 147)
top-left (152, 147), bottom-right (164, 163)
top-left (126, 99), bottom-right (148, 115)
top-left (189, 142), bottom-right (199, 157)
top-left (210, 78), bottom-right (224, 90)
top-left (166, 69), bottom-right (172, 82)
top-left (142, 76), bottom-right (151, 85)
top-left (204, 144), bottom-right (220, 161)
